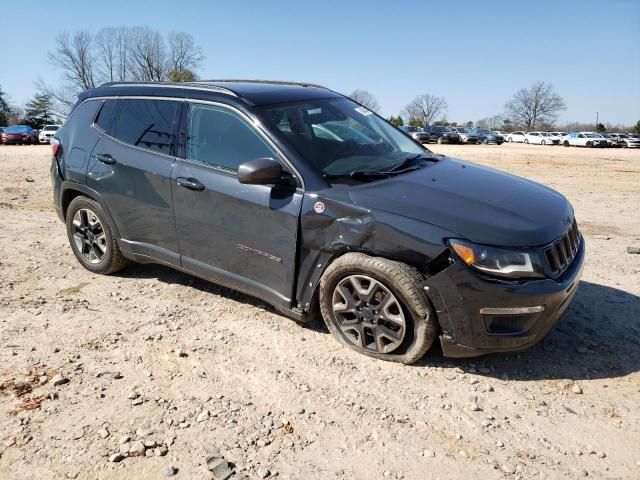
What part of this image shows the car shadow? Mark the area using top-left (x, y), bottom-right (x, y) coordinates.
top-left (116, 264), bottom-right (639, 381)
top-left (416, 281), bottom-right (640, 381)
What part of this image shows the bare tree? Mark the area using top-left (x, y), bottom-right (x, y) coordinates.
top-left (476, 115), bottom-right (504, 130)
top-left (504, 81), bottom-right (566, 130)
top-left (95, 27), bottom-right (132, 82)
top-left (128, 27), bottom-right (168, 81)
top-left (402, 94), bottom-right (447, 125)
top-left (50, 31), bottom-right (96, 90)
top-left (167, 32), bottom-right (203, 75)
top-left (348, 89), bottom-right (381, 113)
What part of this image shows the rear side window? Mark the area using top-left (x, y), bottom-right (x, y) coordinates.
top-left (187, 103), bottom-right (276, 171)
top-left (95, 99), bottom-right (118, 133)
top-left (113, 99), bottom-right (179, 155)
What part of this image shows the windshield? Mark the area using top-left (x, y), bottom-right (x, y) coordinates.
top-left (584, 133), bottom-right (598, 138)
top-left (43, 125), bottom-right (59, 131)
top-left (5, 125), bottom-right (29, 133)
top-left (258, 98), bottom-right (429, 178)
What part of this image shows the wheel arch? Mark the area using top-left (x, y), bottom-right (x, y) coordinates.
top-left (60, 182), bottom-right (123, 243)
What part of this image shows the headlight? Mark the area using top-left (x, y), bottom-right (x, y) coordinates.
top-left (448, 239), bottom-right (544, 279)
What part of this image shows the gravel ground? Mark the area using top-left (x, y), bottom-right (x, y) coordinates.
top-left (0, 143), bottom-right (639, 480)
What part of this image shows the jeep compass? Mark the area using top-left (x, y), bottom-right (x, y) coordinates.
top-left (50, 80), bottom-right (584, 363)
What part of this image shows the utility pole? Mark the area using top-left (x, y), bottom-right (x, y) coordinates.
top-left (596, 112), bottom-right (599, 130)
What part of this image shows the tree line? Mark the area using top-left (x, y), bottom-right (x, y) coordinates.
top-left (349, 81), bottom-right (638, 133)
top-left (1, 28), bottom-right (638, 134)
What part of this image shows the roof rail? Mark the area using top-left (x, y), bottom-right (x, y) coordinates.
top-left (198, 79), bottom-right (330, 90)
top-left (98, 81), bottom-right (239, 97)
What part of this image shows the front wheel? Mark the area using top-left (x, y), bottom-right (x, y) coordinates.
top-left (436, 137), bottom-right (443, 144)
top-left (319, 253), bottom-right (438, 364)
top-left (507, 138), bottom-right (512, 142)
top-left (541, 140), bottom-right (546, 145)
top-left (564, 141), bottom-right (570, 147)
top-left (66, 196), bottom-right (129, 274)
top-left (524, 139), bottom-right (529, 144)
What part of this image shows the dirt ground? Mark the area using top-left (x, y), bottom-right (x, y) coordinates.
top-left (1, 143), bottom-right (639, 480)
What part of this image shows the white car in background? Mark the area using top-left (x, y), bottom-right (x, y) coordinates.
top-left (523, 132), bottom-right (561, 145)
top-left (608, 133), bottom-right (640, 148)
top-left (506, 131), bottom-right (526, 143)
top-left (561, 132), bottom-right (609, 148)
top-left (39, 125), bottom-right (61, 144)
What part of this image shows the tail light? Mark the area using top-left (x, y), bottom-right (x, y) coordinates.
top-left (51, 138), bottom-right (61, 157)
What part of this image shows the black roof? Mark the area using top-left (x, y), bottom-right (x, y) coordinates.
top-left (88, 80), bottom-right (342, 106)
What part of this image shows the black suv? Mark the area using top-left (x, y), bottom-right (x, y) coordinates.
top-left (51, 80), bottom-right (584, 363)
top-left (422, 125), bottom-right (461, 144)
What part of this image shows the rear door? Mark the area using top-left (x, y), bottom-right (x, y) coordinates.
top-left (86, 98), bottom-right (182, 265)
top-left (172, 102), bottom-right (303, 308)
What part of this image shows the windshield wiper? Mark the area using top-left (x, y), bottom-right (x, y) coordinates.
top-left (324, 154), bottom-right (435, 180)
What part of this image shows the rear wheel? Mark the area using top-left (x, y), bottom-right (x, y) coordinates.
top-left (586, 141), bottom-right (592, 147)
top-left (319, 253), bottom-right (437, 364)
top-left (507, 138), bottom-right (512, 142)
top-left (541, 140), bottom-right (546, 145)
top-left (524, 139), bottom-right (529, 144)
top-left (564, 140), bottom-right (570, 147)
top-left (66, 196), bottom-right (128, 274)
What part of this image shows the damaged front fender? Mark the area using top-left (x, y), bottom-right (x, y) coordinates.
top-left (294, 191), bottom-right (453, 315)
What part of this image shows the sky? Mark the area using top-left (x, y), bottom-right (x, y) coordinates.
top-left (1, 0), bottom-right (639, 125)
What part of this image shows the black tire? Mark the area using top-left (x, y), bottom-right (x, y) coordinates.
top-left (586, 141), bottom-right (592, 147)
top-left (496, 142), bottom-right (503, 145)
top-left (541, 140), bottom-right (546, 145)
top-left (524, 139), bottom-right (529, 144)
top-left (507, 138), bottom-right (512, 142)
top-left (319, 252), bottom-right (438, 364)
top-left (564, 140), bottom-right (570, 147)
top-left (65, 196), bottom-right (128, 274)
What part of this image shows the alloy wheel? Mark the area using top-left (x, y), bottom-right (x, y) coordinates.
top-left (332, 275), bottom-right (406, 354)
top-left (72, 208), bottom-right (107, 264)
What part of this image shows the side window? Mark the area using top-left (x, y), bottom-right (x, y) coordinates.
top-left (94, 99), bottom-right (118, 133)
top-left (187, 103), bottom-right (277, 171)
top-left (113, 99), bottom-right (179, 154)
top-left (578, 134), bottom-right (585, 138)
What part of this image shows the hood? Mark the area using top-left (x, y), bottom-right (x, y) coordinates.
top-left (348, 157), bottom-right (573, 247)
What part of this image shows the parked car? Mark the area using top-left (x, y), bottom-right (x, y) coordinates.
top-left (39, 125), bottom-right (61, 144)
top-left (1, 125), bottom-right (38, 145)
top-left (561, 132), bottom-right (608, 148)
top-left (524, 132), bottom-right (561, 145)
top-left (506, 131), bottom-right (526, 143)
top-left (422, 125), bottom-right (461, 144)
top-left (550, 131), bottom-right (568, 138)
top-left (469, 128), bottom-right (504, 145)
top-left (596, 133), bottom-right (622, 147)
top-left (399, 125), bottom-right (431, 144)
top-left (450, 127), bottom-right (479, 144)
top-left (608, 133), bottom-right (640, 148)
top-left (51, 80), bottom-right (584, 363)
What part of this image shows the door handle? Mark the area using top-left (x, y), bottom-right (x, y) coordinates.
top-left (96, 153), bottom-right (116, 165)
top-left (176, 177), bottom-right (205, 191)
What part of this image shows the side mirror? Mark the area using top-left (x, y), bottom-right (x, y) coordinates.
top-left (237, 157), bottom-right (286, 185)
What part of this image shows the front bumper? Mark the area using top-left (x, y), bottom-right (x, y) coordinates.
top-left (425, 239), bottom-right (585, 358)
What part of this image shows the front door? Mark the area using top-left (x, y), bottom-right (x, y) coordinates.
top-left (172, 102), bottom-right (303, 308)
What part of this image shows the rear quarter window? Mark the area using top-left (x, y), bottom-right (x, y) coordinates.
top-left (94, 99), bottom-right (119, 133)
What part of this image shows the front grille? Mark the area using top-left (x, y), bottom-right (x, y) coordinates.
top-left (543, 220), bottom-right (581, 277)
